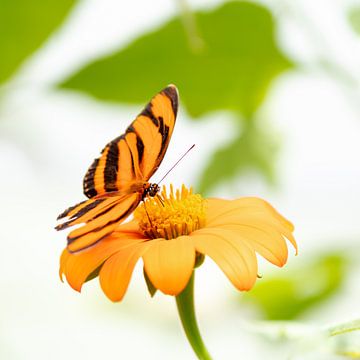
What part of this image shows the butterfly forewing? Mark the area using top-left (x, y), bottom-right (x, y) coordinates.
top-left (83, 85), bottom-right (178, 198)
top-left (57, 85), bottom-right (178, 253)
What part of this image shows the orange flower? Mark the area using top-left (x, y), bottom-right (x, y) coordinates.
top-left (59, 185), bottom-right (297, 302)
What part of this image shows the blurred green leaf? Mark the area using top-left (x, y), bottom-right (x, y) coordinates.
top-left (244, 252), bottom-right (348, 320)
top-left (198, 120), bottom-right (278, 195)
top-left (59, 1), bottom-right (292, 118)
top-left (0, 0), bottom-right (76, 85)
top-left (349, 7), bottom-right (360, 35)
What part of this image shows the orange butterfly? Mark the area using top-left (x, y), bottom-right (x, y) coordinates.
top-left (56, 85), bottom-right (178, 253)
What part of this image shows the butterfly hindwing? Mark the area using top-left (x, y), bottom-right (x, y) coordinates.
top-left (66, 192), bottom-right (142, 253)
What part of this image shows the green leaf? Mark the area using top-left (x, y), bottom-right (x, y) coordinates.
top-left (349, 7), bottom-right (360, 35)
top-left (197, 120), bottom-right (278, 195)
top-left (0, 0), bottom-right (76, 85)
top-left (85, 264), bottom-right (102, 283)
top-left (243, 252), bottom-right (348, 320)
top-left (143, 267), bottom-right (157, 297)
top-left (59, 1), bottom-right (292, 118)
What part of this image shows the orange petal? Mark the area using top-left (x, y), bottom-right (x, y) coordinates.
top-left (206, 198), bottom-right (297, 254)
top-left (114, 218), bottom-right (140, 232)
top-left (216, 213), bottom-right (296, 254)
top-left (99, 241), bottom-right (153, 302)
top-left (59, 248), bottom-right (71, 282)
top-left (205, 198), bottom-right (232, 223)
top-left (191, 228), bottom-right (258, 291)
top-left (210, 223), bottom-right (288, 267)
top-left (207, 197), bottom-right (293, 230)
top-left (143, 237), bottom-right (195, 296)
top-left (64, 234), bottom-right (145, 292)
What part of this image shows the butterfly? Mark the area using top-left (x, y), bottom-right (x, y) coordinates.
top-left (56, 85), bottom-right (178, 253)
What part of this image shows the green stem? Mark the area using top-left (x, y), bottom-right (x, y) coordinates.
top-left (175, 271), bottom-right (212, 360)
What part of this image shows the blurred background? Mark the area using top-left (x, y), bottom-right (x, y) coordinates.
top-left (1, 0), bottom-right (360, 359)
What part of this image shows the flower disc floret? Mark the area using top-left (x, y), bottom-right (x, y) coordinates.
top-left (135, 184), bottom-right (206, 239)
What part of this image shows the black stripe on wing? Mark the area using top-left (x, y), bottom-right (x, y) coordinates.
top-left (67, 198), bottom-right (139, 245)
top-left (104, 137), bottom-right (120, 192)
top-left (162, 85), bottom-right (179, 116)
top-left (83, 158), bottom-right (99, 198)
top-left (55, 198), bottom-right (106, 230)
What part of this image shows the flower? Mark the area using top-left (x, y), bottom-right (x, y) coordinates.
top-left (59, 184), bottom-right (297, 302)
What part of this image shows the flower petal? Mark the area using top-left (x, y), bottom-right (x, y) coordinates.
top-left (99, 241), bottom-right (153, 302)
top-left (191, 228), bottom-right (258, 291)
top-left (143, 236), bottom-right (195, 295)
top-left (210, 223), bottom-right (288, 267)
top-left (216, 214), bottom-right (296, 253)
top-left (63, 233), bottom-right (145, 292)
top-left (114, 218), bottom-right (140, 232)
top-left (206, 197), bottom-right (297, 253)
top-left (207, 197), bottom-right (293, 229)
top-left (59, 248), bottom-right (71, 282)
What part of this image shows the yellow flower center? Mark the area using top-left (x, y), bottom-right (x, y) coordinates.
top-left (135, 184), bottom-right (206, 240)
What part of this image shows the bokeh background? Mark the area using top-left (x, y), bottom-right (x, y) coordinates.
top-left (1, 0), bottom-right (360, 359)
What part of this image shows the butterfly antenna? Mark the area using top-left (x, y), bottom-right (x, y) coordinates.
top-left (157, 144), bottom-right (195, 185)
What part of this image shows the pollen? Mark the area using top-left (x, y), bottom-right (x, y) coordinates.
top-left (135, 184), bottom-right (206, 240)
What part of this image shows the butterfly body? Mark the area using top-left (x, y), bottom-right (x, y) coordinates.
top-left (57, 85), bottom-right (178, 253)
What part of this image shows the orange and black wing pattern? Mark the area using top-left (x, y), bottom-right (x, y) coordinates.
top-left (56, 85), bottom-right (178, 253)
top-left (83, 84), bottom-right (178, 198)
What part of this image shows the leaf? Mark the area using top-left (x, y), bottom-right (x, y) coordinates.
top-left (349, 7), bottom-right (360, 35)
top-left (143, 267), bottom-right (157, 297)
top-left (85, 264), bottom-right (102, 283)
top-left (243, 252), bottom-right (348, 320)
top-left (197, 120), bottom-right (279, 195)
top-left (0, 0), bottom-right (76, 85)
top-left (59, 1), bottom-right (293, 118)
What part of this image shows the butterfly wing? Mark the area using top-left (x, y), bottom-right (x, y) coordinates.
top-left (57, 85), bottom-right (178, 253)
top-left (57, 192), bottom-right (142, 253)
top-left (83, 84), bottom-right (178, 198)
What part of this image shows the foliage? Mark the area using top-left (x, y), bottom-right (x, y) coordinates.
top-left (198, 120), bottom-right (278, 194)
top-left (0, 0), bottom-right (77, 85)
top-left (243, 252), bottom-right (348, 320)
top-left (59, 1), bottom-right (292, 119)
top-left (349, 6), bottom-right (360, 35)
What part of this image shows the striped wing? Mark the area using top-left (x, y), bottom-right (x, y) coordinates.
top-left (56, 192), bottom-right (142, 253)
top-left (83, 84), bottom-right (178, 198)
top-left (57, 85), bottom-right (178, 253)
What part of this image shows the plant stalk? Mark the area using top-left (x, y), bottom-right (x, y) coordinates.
top-left (175, 271), bottom-right (212, 360)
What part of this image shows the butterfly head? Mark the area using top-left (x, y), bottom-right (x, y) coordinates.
top-left (144, 183), bottom-right (160, 198)
top-left (148, 183), bottom-right (160, 197)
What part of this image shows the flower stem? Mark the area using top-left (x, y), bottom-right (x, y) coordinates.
top-left (175, 271), bottom-right (212, 360)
